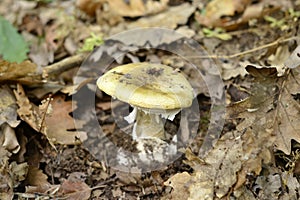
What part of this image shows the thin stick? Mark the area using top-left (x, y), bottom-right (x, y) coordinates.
top-left (42, 53), bottom-right (88, 78)
top-left (186, 36), bottom-right (299, 59)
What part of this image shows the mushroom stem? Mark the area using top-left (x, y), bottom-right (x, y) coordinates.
top-left (133, 110), bottom-right (165, 140)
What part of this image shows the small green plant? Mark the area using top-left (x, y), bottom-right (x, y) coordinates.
top-left (202, 27), bottom-right (232, 40)
top-left (79, 33), bottom-right (103, 52)
top-left (0, 16), bottom-right (29, 63)
top-left (288, 8), bottom-right (300, 21)
top-left (264, 15), bottom-right (288, 31)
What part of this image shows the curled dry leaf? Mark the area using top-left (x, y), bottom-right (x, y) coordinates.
top-left (0, 145), bottom-right (12, 199)
top-left (14, 84), bottom-right (87, 146)
top-left (255, 174), bottom-right (282, 199)
top-left (2, 123), bottom-right (20, 153)
top-left (0, 85), bottom-right (19, 127)
top-left (127, 3), bottom-right (195, 29)
top-left (108, 0), bottom-right (169, 17)
top-left (228, 65), bottom-right (300, 154)
top-left (195, 0), bottom-right (290, 30)
top-left (0, 145), bottom-right (28, 200)
top-left (14, 84), bottom-right (45, 133)
top-left (195, 0), bottom-right (251, 29)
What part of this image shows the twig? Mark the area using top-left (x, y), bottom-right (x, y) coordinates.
top-left (42, 53), bottom-right (88, 78)
top-left (186, 36), bottom-right (299, 59)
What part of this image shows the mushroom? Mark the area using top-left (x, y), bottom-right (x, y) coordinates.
top-left (96, 62), bottom-right (194, 140)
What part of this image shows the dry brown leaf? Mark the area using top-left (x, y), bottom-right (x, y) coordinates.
top-left (44, 95), bottom-right (87, 145)
top-left (227, 65), bottom-right (300, 154)
top-left (195, 0), bottom-right (251, 28)
top-left (108, 0), bottom-right (168, 17)
top-left (163, 172), bottom-right (191, 200)
top-left (58, 178), bottom-right (91, 200)
top-left (14, 84), bottom-right (45, 133)
top-left (281, 172), bottom-right (300, 199)
top-left (25, 166), bottom-right (50, 188)
top-left (0, 146), bottom-right (13, 199)
top-left (195, 0), bottom-right (290, 30)
top-left (166, 126), bottom-right (272, 199)
top-left (2, 123), bottom-right (20, 153)
top-left (14, 84), bottom-right (87, 145)
top-left (76, 0), bottom-right (104, 16)
top-left (127, 3), bottom-right (195, 29)
top-left (222, 61), bottom-right (248, 80)
top-left (0, 60), bottom-right (39, 83)
top-left (0, 85), bottom-right (19, 127)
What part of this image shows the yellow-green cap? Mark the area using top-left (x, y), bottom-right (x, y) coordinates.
top-left (97, 62), bottom-right (194, 110)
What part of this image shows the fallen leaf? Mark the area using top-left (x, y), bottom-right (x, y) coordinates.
top-left (195, 0), bottom-right (251, 28)
top-left (227, 65), bottom-right (300, 154)
top-left (0, 85), bottom-right (19, 127)
top-left (0, 146), bottom-right (13, 199)
top-left (2, 123), bottom-right (20, 153)
top-left (25, 166), bottom-right (50, 188)
top-left (14, 84), bottom-right (87, 145)
top-left (285, 45), bottom-right (300, 69)
top-left (0, 15), bottom-right (29, 62)
top-left (127, 3), bottom-right (195, 29)
top-left (222, 60), bottom-right (248, 80)
top-left (9, 162), bottom-right (28, 186)
top-left (166, 123), bottom-right (273, 199)
top-left (255, 174), bottom-right (281, 199)
top-left (108, 0), bottom-right (168, 17)
top-left (58, 178), bottom-right (91, 200)
top-left (44, 94), bottom-right (87, 144)
top-left (164, 172), bottom-right (191, 200)
top-left (14, 84), bottom-right (45, 133)
top-left (76, 0), bottom-right (104, 16)
top-left (0, 60), bottom-right (38, 83)
top-left (195, 0), bottom-right (292, 30)
top-left (281, 172), bottom-right (300, 199)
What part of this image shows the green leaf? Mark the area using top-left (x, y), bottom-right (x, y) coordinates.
top-left (202, 27), bottom-right (232, 41)
top-left (0, 16), bottom-right (29, 63)
top-left (78, 33), bottom-right (103, 52)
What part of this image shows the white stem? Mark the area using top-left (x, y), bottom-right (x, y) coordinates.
top-left (133, 109), bottom-right (165, 139)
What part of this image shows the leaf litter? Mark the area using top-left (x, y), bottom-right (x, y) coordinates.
top-left (0, 0), bottom-right (300, 199)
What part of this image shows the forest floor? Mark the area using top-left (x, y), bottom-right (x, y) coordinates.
top-left (0, 0), bottom-right (300, 199)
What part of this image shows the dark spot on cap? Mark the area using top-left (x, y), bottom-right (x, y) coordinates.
top-left (112, 71), bottom-right (124, 76)
top-left (124, 73), bottom-right (132, 79)
top-left (146, 67), bottom-right (164, 77)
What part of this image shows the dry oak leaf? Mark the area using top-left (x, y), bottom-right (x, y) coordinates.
top-left (14, 84), bottom-right (45, 133)
top-left (44, 94), bottom-right (87, 145)
top-left (14, 84), bottom-right (87, 145)
top-left (108, 0), bottom-right (169, 17)
top-left (227, 65), bottom-right (300, 155)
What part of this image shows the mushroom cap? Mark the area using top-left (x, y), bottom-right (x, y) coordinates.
top-left (97, 62), bottom-right (194, 110)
